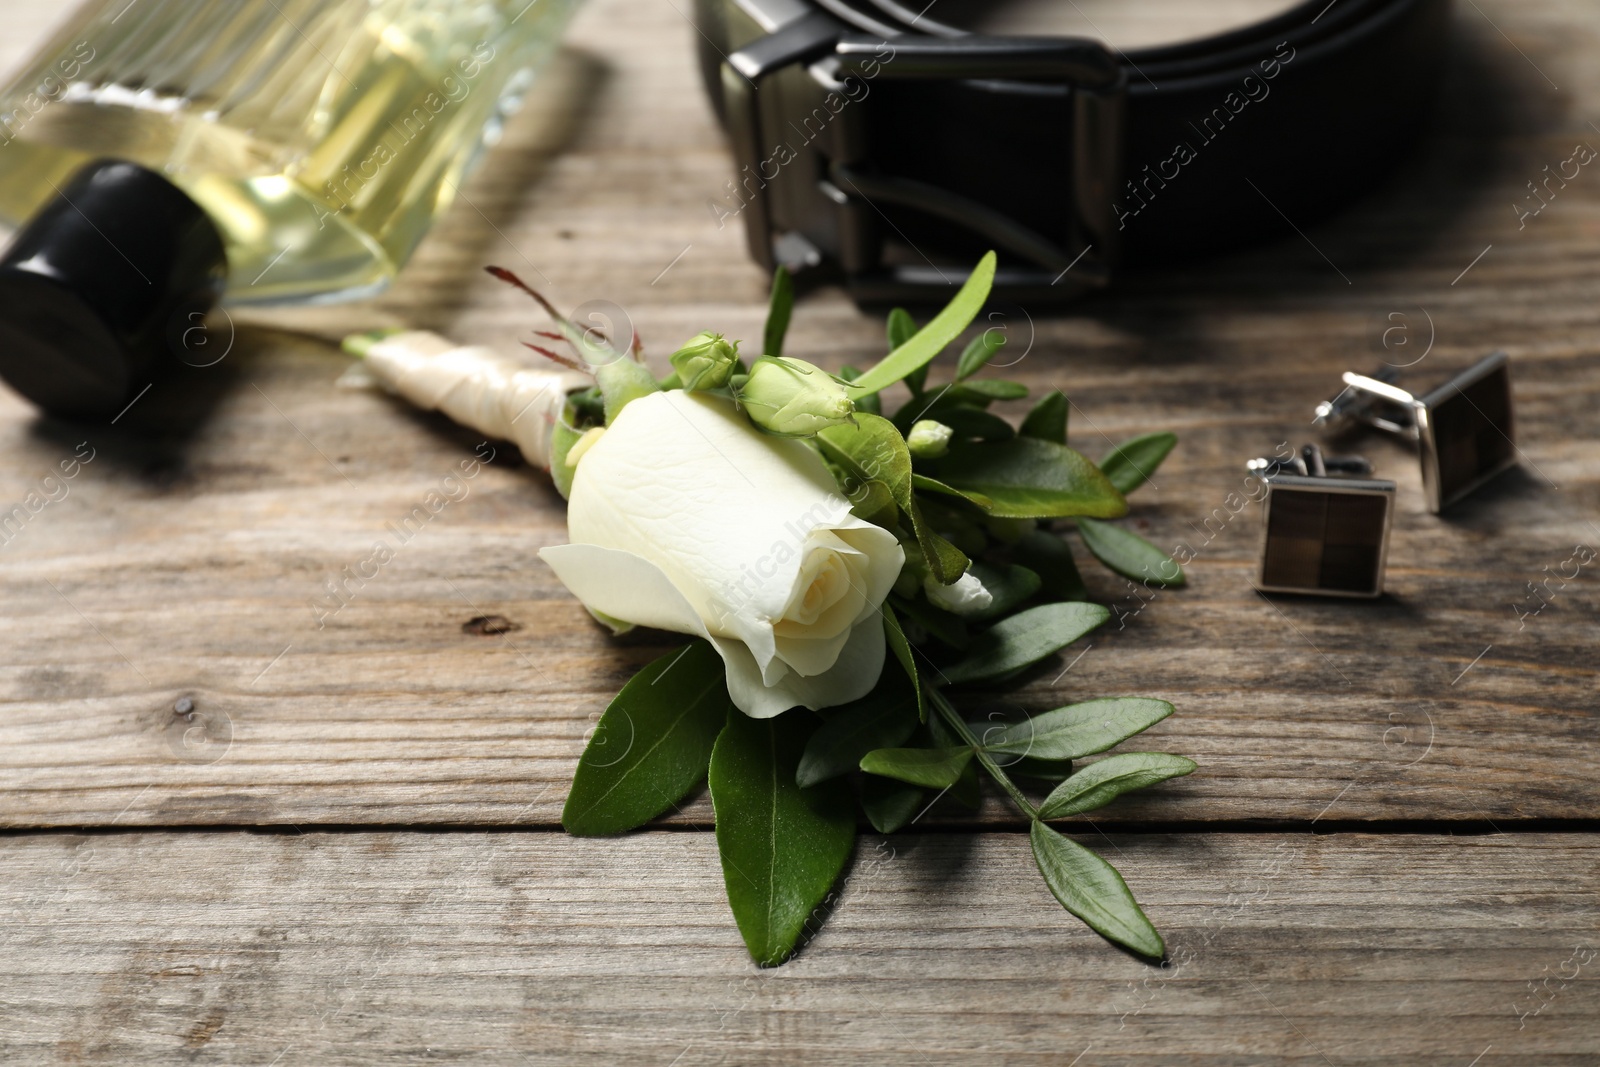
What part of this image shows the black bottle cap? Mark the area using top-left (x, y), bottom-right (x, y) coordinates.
top-left (0, 159), bottom-right (228, 420)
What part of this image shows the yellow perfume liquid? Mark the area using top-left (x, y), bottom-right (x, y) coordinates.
top-left (0, 0), bottom-right (577, 305)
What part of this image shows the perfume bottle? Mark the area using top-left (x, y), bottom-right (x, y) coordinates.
top-left (0, 0), bottom-right (577, 417)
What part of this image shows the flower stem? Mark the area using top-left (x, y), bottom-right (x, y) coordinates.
top-left (925, 684), bottom-right (1038, 819)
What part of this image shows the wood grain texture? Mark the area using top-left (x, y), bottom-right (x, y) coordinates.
top-left (1, 830), bottom-right (1596, 1065)
top-left (0, 2), bottom-right (1597, 1058)
top-left (0, 0), bottom-right (1598, 831)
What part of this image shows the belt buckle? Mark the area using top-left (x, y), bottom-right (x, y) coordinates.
top-left (720, 22), bottom-right (1127, 301)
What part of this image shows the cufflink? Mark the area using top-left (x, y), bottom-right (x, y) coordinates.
top-left (1313, 352), bottom-right (1516, 513)
top-left (1247, 445), bottom-right (1395, 598)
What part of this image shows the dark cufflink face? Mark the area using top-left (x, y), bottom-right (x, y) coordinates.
top-left (1256, 475), bottom-right (1395, 597)
top-left (1415, 352), bottom-right (1516, 513)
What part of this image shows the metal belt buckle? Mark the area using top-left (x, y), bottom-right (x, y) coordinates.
top-left (719, 16), bottom-right (1127, 302)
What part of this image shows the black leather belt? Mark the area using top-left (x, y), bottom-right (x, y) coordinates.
top-left (694, 0), bottom-right (1453, 301)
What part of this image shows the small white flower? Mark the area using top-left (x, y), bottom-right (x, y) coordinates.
top-left (906, 419), bottom-right (953, 459)
top-left (924, 571), bottom-right (992, 616)
top-left (540, 390), bottom-right (904, 717)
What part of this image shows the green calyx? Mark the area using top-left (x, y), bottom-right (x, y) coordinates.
top-left (595, 356), bottom-right (660, 425)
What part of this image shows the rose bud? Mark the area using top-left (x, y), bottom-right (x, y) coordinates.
top-left (907, 419), bottom-right (953, 459)
top-left (740, 356), bottom-right (855, 436)
top-left (924, 570), bottom-right (994, 616)
top-left (669, 331), bottom-right (740, 390)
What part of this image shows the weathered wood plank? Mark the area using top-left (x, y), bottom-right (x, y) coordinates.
top-left (1, 0), bottom-right (1598, 828)
top-left (0, 831), bottom-right (1595, 1065)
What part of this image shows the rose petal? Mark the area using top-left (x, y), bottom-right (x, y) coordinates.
top-left (715, 614), bottom-right (886, 717)
top-left (539, 543), bottom-right (705, 636)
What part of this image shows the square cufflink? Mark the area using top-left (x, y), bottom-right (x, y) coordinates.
top-left (1314, 352), bottom-right (1517, 513)
top-left (1249, 446), bottom-right (1395, 598)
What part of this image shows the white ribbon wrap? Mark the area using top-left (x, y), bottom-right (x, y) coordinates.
top-left (363, 331), bottom-right (590, 468)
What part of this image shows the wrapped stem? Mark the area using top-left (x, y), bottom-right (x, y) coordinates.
top-left (351, 330), bottom-right (590, 469)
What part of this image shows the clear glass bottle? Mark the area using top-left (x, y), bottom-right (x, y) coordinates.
top-left (0, 0), bottom-right (578, 305)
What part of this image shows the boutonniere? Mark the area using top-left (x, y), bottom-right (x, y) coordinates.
top-left (348, 252), bottom-right (1194, 965)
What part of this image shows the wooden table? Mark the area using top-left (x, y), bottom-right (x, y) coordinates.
top-left (3, 0), bottom-right (1597, 1062)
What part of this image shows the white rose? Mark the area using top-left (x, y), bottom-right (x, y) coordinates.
top-left (540, 390), bottom-right (905, 717)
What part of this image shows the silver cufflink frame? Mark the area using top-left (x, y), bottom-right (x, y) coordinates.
top-left (1248, 445), bottom-right (1395, 599)
top-left (1314, 351), bottom-right (1517, 514)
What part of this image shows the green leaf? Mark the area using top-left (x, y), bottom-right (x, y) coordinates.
top-left (948, 756), bottom-right (982, 808)
top-left (936, 383), bottom-right (1000, 409)
top-left (930, 438), bottom-right (1127, 519)
top-left (955, 331), bottom-right (1005, 380)
top-left (710, 710), bottom-right (856, 966)
top-left (1019, 391), bottom-right (1068, 443)
top-left (1030, 820), bottom-right (1165, 958)
top-left (931, 510), bottom-right (987, 556)
top-left (887, 307), bottom-right (918, 350)
top-left (889, 594), bottom-right (968, 650)
top-left (958, 378), bottom-right (1029, 401)
top-left (940, 602), bottom-right (1109, 685)
top-left (926, 700), bottom-right (960, 747)
top-left (562, 641), bottom-right (732, 835)
top-left (921, 716), bottom-right (986, 807)
top-left (1013, 529), bottom-right (1087, 602)
top-left (885, 308), bottom-right (926, 394)
top-left (818, 413), bottom-right (913, 512)
top-left (911, 473), bottom-right (992, 512)
top-left (796, 675), bottom-right (919, 787)
top-left (982, 697), bottom-right (1174, 760)
top-left (1077, 518), bottom-right (1184, 587)
top-left (845, 251), bottom-right (997, 396)
top-left (882, 604), bottom-right (925, 722)
top-left (861, 774), bottom-right (924, 833)
top-left (1100, 432), bottom-right (1177, 494)
top-left (908, 495), bottom-right (970, 585)
top-left (860, 745), bottom-right (973, 788)
top-left (968, 561), bottom-right (1042, 621)
top-left (847, 478), bottom-right (898, 529)
top-left (1038, 752), bottom-right (1198, 819)
top-left (937, 405), bottom-right (1015, 442)
top-left (763, 265), bottom-right (793, 358)
top-left (892, 393), bottom-right (1013, 439)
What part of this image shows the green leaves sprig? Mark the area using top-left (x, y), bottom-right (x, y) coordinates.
top-left (759, 260), bottom-right (1184, 605)
top-left (558, 254), bottom-right (1196, 966)
top-left (561, 607), bottom-right (1195, 964)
